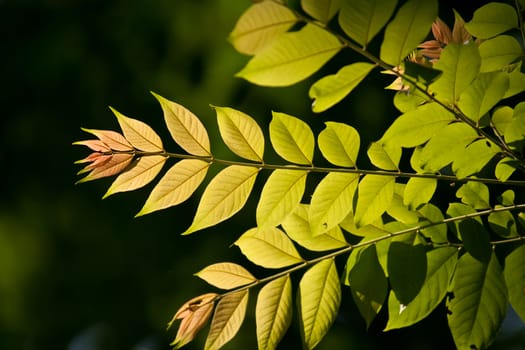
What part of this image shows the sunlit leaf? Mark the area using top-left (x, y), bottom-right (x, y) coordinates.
top-left (465, 2), bottom-right (518, 39)
top-left (152, 92), bottom-right (210, 157)
top-left (393, 90), bottom-right (427, 112)
top-left (504, 245), bottom-right (525, 323)
top-left (214, 106), bottom-right (264, 162)
top-left (195, 262), bottom-right (256, 290)
top-left (318, 122), bottom-right (360, 167)
top-left (235, 227), bottom-right (304, 268)
top-left (298, 259), bottom-right (341, 350)
top-left (137, 159), bottom-right (210, 217)
top-left (495, 157), bottom-right (518, 182)
top-left (367, 141), bottom-right (401, 171)
top-left (491, 106), bottom-right (513, 135)
top-left (504, 103), bottom-right (525, 150)
top-left (103, 155), bottom-right (167, 198)
top-left (388, 242), bottom-right (427, 305)
top-left (380, 0), bottom-right (438, 66)
top-left (183, 166), bottom-right (259, 235)
top-left (339, 0), bottom-right (398, 46)
top-left (354, 175), bottom-right (396, 227)
top-left (76, 153), bottom-right (133, 184)
top-left (456, 182), bottom-right (490, 210)
top-left (236, 23), bottom-right (343, 86)
top-left (452, 139), bottom-right (500, 179)
top-left (205, 290), bottom-right (249, 350)
top-left (257, 169), bottom-right (308, 228)
top-left (479, 35), bottom-right (522, 72)
top-left (80, 128), bottom-right (133, 151)
top-left (505, 65), bottom-right (525, 98)
top-left (403, 177), bottom-right (437, 211)
top-left (111, 107), bottom-right (163, 152)
top-left (229, 1), bottom-right (298, 55)
top-left (301, 0), bottom-right (340, 23)
top-left (386, 192), bottom-right (419, 225)
top-left (256, 275), bottom-right (293, 350)
top-left (309, 173), bottom-right (360, 236)
top-left (269, 112), bottom-right (314, 165)
top-left (309, 63), bottom-right (375, 112)
top-left (488, 206), bottom-right (518, 238)
top-left (447, 252), bottom-right (508, 350)
top-left (418, 203), bottom-right (447, 243)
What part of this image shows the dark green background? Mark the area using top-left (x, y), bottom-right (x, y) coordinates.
top-left (1, 0), bottom-right (523, 349)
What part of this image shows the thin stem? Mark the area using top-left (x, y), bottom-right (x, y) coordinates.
top-left (516, 0), bottom-right (525, 46)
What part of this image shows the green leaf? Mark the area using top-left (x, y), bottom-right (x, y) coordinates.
top-left (301, 0), bottom-right (340, 23)
top-left (495, 157), bottom-right (518, 182)
top-left (479, 35), bottom-right (523, 72)
top-left (236, 23), bottom-right (343, 86)
top-left (418, 203), bottom-right (447, 243)
top-left (103, 155), bottom-right (167, 198)
top-left (385, 247), bottom-right (458, 330)
top-left (491, 106), bottom-right (513, 135)
top-left (183, 166), bottom-right (259, 235)
top-left (393, 90), bottom-right (427, 112)
top-left (309, 63), bottom-right (375, 112)
top-left (380, 0), bottom-right (438, 66)
top-left (505, 64), bottom-right (525, 98)
top-left (282, 204), bottom-right (348, 252)
top-left (498, 189), bottom-right (515, 206)
top-left (214, 106), bottom-right (264, 162)
top-left (488, 205), bottom-right (518, 238)
top-left (367, 141), bottom-right (401, 171)
top-left (381, 103), bottom-right (455, 148)
top-left (456, 181), bottom-right (490, 210)
top-left (229, 1), bottom-right (298, 55)
top-left (205, 290), bottom-right (249, 350)
top-left (465, 2), bottom-right (518, 39)
top-left (504, 245), bottom-right (525, 323)
top-left (339, 0), bottom-right (398, 47)
top-left (195, 262), bottom-right (256, 290)
top-left (452, 139), bottom-right (499, 179)
top-left (152, 92), bottom-right (210, 157)
top-left (403, 177), bottom-right (437, 211)
top-left (257, 169), bottom-right (308, 228)
top-left (345, 245), bottom-right (388, 329)
top-left (318, 122), bottom-right (360, 167)
top-left (269, 112), bottom-right (314, 165)
top-left (386, 192), bottom-right (419, 225)
top-left (447, 252), bottom-right (508, 350)
top-left (309, 173), bottom-right (360, 235)
top-left (235, 227), bottom-right (304, 268)
top-left (430, 43), bottom-right (481, 104)
top-left (256, 275), bottom-right (293, 350)
top-left (137, 159), bottom-right (210, 217)
top-left (458, 72), bottom-right (509, 123)
top-left (298, 258), bottom-right (341, 350)
top-left (111, 107), bottom-right (163, 152)
top-left (354, 174), bottom-right (396, 227)
top-left (388, 242), bottom-right (427, 305)
top-left (504, 102), bottom-right (525, 150)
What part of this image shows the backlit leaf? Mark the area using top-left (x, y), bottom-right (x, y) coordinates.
top-left (257, 169), bottom-right (308, 228)
top-left (76, 153), bottom-right (133, 184)
top-left (504, 245), bottom-right (525, 323)
top-left (488, 206), bottom-right (518, 238)
top-left (103, 155), bottom-right (167, 198)
top-left (492, 106), bottom-right (513, 135)
top-left (386, 192), bottom-right (419, 225)
top-left (205, 290), bottom-right (249, 350)
top-left (505, 65), bottom-right (525, 98)
top-left (309, 173), bottom-right (360, 236)
top-left (214, 106), bottom-right (264, 162)
top-left (456, 182), bottom-right (490, 210)
top-left (447, 252), bottom-right (508, 350)
top-left (137, 159), bottom-right (209, 217)
top-left (235, 227), bottom-right (304, 268)
top-left (301, 0), bottom-right (340, 23)
top-left (380, 0), bottom-right (438, 66)
top-left (403, 177), bottom-right (437, 211)
top-left (465, 2), bottom-right (518, 39)
top-left (354, 175), bottom-right (396, 227)
top-left (309, 63), bottom-right (375, 113)
top-left (195, 262), bottom-right (256, 290)
top-left (298, 259), bottom-right (341, 350)
top-left (111, 107), bottom-right (163, 152)
top-left (318, 122), bottom-right (360, 167)
top-left (236, 23), bottom-right (343, 86)
top-left (479, 35), bottom-right (522, 72)
top-left (339, 0), bottom-right (398, 46)
top-left (229, 1), bottom-right (298, 55)
top-left (80, 128), bottom-right (133, 151)
top-left (269, 112), bottom-right (314, 165)
top-left (504, 103), bottom-right (525, 150)
top-left (418, 203), bottom-right (447, 243)
top-left (183, 166), bottom-right (259, 235)
top-left (152, 92), bottom-right (210, 157)
top-left (388, 242), bottom-right (427, 305)
top-left (256, 275), bottom-right (293, 350)
top-left (452, 139), bottom-right (499, 179)
top-left (367, 141), bottom-right (401, 171)
top-left (495, 157), bottom-right (518, 182)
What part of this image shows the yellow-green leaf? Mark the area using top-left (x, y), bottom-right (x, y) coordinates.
top-left (195, 262), bottom-right (256, 290)
top-left (318, 122), bottom-right (360, 167)
top-left (298, 258), bottom-right (341, 350)
top-left (111, 107), bottom-right (163, 152)
top-left (103, 155), bottom-right (167, 198)
top-left (256, 275), bottom-right (293, 350)
top-left (367, 141), bottom-right (401, 171)
top-left (495, 157), bottom-right (517, 182)
top-left (309, 173), bottom-right (360, 236)
top-left (152, 92), bottom-right (210, 156)
top-left (229, 1), bottom-right (298, 55)
top-left (80, 128), bottom-right (133, 151)
top-left (236, 23), bottom-right (343, 86)
top-left (257, 169), bottom-right (308, 228)
top-left (403, 177), bottom-right (437, 211)
top-left (479, 35), bottom-right (522, 72)
top-left (354, 175), bottom-right (396, 227)
top-left (301, 0), bottom-right (340, 23)
top-left (235, 227), bottom-right (304, 268)
top-left (456, 182), bottom-right (490, 210)
top-left (270, 112), bottom-right (314, 165)
top-left (137, 159), bottom-right (210, 217)
top-left (504, 245), bottom-right (525, 323)
top-left (183, 166), bottom-right (259, 235)
top-left (205, 290), bottom-right (249, 350)
top-left (309, 62), bottom-right (375, 112)
top-left (214, 106), bottom-right (264, 162)
top-left (452, 139), bottom-right (499, 179)
top-left (465, 2), bottom-right (518, 39)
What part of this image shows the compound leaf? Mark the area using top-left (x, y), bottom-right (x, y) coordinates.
top-left (195, 262), bottom-right (256, 290)
top-left (111, 107), bottom-right (163, 152)
top-left (270, 112), bottom-right (314, 165)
